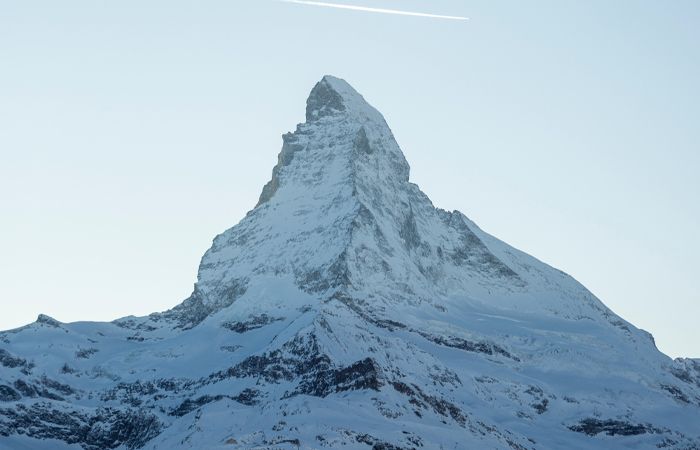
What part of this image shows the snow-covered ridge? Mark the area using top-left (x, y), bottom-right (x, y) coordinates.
top-left (1, 76), bottom-right (698, 450)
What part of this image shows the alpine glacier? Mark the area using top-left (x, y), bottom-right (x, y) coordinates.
top-left (1, 76), bottom-right (699, 449)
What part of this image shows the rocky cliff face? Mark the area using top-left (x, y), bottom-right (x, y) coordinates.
top-left (1, 76), bottom-right (698, 450)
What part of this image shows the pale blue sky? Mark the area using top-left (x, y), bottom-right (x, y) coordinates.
top-left (1, 1), bottom-right (698, 358)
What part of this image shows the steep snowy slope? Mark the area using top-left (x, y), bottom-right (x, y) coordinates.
top-left (1, 76), bottom-right (698, 449)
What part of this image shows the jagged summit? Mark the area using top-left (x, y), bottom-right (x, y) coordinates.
top-left (1, 76), bottom-right (699, 450)
top-left (306, 75), bottom-right (349, 121)
top-left (306, 75), bottom-right (378, 122)
top-left (258, 75), bottom-right (409, 206)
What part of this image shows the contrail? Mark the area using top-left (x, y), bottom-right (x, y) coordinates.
top-left (280, 0), bottom-right (469, 21)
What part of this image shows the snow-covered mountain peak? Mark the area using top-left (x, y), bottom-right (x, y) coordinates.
top-left (198, 77), bottom-right (611, 322)
top-left (306, 75), bottom-right (380, 123)
top-left (192, 76), bottom-right (418, 317)
top-left (2, 76), bottom-right (699, 450)
top-left (257, 75), bottom-right (409, 207)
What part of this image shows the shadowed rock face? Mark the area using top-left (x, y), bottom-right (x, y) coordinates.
top-left (568, 419), bottom-right (661, 437)
top-left (306, 76), bottom-right (347, 121)
top-left (1, 76), bottom-right (699, 450)
top-left (0, 403), bottom-right (161, 450)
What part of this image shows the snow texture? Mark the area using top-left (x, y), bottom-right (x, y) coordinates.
top-left (1, 76), bottom-right (698, 449)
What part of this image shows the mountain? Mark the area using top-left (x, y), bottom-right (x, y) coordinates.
top-left (1, 76), bottom-right (699, 450)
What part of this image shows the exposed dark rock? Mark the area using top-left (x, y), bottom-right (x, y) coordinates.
top-left (306, 77), bottom-right (346, 121)
top-left (12, 380), bottom-right (37, 398)
top-left (295, 357), bottom-right (382, 397)
top-left (87, 407), bottom-right (162, 449)
top-left (101, 378), bottom-right (193, 407)
top-left (354, 127), bottom-right (373, 155)
top-left (76, 348), bottom-right (99, 359)
top-left (0, 385), bottom-right (21, 402)
top-left (270, 437), bottom-right (301, 447)
top-left (41, 375), bottom-right (75, 396)
top-left (474, 376), bottom-right (498, 384)
top-left (0, 403), bottom-right (161, 449)
top-left (222, 314), bottom-right (284, 333)
top-left (671, 359), bottom-right (700, 389)
top-left (233, 388), bottom-right (260, 406)
top-left (568, 418), bottom-right (658, 436)
top-left (671, 367), bottom-right (695, 385)
top-left (418, 332), bottom-right (519, 362)
top-left (219, 345), bottom-right (242, 353)
top-left (390, 381), bottom-right (467, 426)
top-left (355, 432), bottom-right (414, 450)
top-left (660, 384), bottom-right (690, 404)
top-left (0, 349), bottom-right (27, 369)
top-left (221, 352), bottom-right (299, 384)
top-left (531, 398), bottom-right (548, 414)
top-left (609, 319), bottom-right (631, 333)
top-left (208, 332), bottom-right (382, 399)
top-left (61, 363), bottom-right (77, 374)
top-left (112, 319), bottom-right (157, 332)
top-left (0, 349), bottom-right (33, 374)
top-left (36, 314), bottom-right (62, 327)
top-left (170, 395), bottom-right (226, 417)
top-left (373, 319), bottom-right (407, 331)
top-left (211, 332), bottom-right (330, 385)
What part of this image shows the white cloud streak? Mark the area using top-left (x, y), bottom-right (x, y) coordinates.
top-left (280, 0), bottom-right (469, 21)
